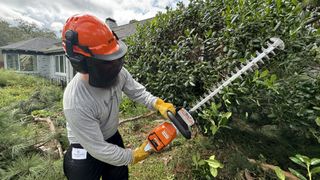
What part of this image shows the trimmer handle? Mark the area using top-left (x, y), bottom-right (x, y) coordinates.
top-left (167, 110), bottom-right (192, 139)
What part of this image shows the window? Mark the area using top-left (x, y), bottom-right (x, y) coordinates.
top-left (55, 55), bottom-right (66, 74)
top-left (6, 54), bottom-right (37, 71)
top-left (6, 54), bottom-right (19, 70)
top-left (19, 55), bottom-right (37, 71)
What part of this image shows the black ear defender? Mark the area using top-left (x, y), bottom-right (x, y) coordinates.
top-left (64, 30), bottom-right (88, 73)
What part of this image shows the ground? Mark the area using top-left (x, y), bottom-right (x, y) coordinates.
top-left (1, 70), bottom-right (319, 179)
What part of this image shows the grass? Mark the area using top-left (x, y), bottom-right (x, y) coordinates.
top-left (1, 70), bottom-right (319, 179)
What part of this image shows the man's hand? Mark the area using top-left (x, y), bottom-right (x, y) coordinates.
top-left (154, 98), bottom-right (176, 119)
top-left (132, 141), bottom-right (150, 164)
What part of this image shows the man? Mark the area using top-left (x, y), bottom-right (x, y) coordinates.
top-left (62, 14), bottom-right (176, 180)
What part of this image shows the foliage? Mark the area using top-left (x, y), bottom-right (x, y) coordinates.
top-left (119, 95), bottom-right (150, 118)
top-left (199, 103), bottom-right (232, 136)
top-left (288, 154), bottom-right (320, 180)
top-left (274, 166), bottom-right (285, 180)
top-left (0, 155), bottom-right (64, 180)
top-left (0, 18), bottom-right (56, 47)
top-left (0, 71), bottom-right (65, 179)
top-left (205, 155), bottom-right (224, 177)
top-left (125, 0), bottom-right (320, 145)
top-left (191, 152), bottom-right (223, 178)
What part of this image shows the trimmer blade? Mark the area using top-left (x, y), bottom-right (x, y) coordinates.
top-left (189, 37), bottom-right (285, 113)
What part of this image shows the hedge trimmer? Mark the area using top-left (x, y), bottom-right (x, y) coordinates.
top-left (144, 37), bottom-right (285, 152)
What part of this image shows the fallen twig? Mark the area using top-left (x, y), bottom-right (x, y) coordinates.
top-left (248, 158), bottom-right (298, 180)
top-left (33, 116), bottom-right (63, 159)
top-left (119, 111), bottom-right (156, 124)
top-left (304, 15), bottom-right (320, 26)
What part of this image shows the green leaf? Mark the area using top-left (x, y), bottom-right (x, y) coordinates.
top-left (210, 125), bottom-right (219, 135)
top-left (311, 158), bottom-right (320, 166)
top-left (222, 112), bottom-right (232, 119)
top-left (270, 74), bottom-right (277, 83)
top-left (296, 154), bottom-right (311, 165)
top-left (288, 168), bottom-right (307, 180)
top-left (206, 155), bottom-right (223, 169)
top-left (260, 70), bottom-right (269, 78)
top-left (198, 160), bottom-right (206, 166)
top-left (274, 166), bottom-right (285, 180)
top-left (206, 159), bottom-right (222, 168)
top-left (291, 0), bottom-right (298, 5)
top-left (316, 117), bottom-right (320, 127)
top-left (311, 166), bottom-right (320, 174)
top-left (219, 117), bottom-right (229, 126)
top-left (210, 167), bottom-right (218, 177)
top-left (192, 154), bottom-right (197, 164)
top-left (189, 81), bottom-right (195, 86)
top-left (209, 155), bottom-right (215, 160)
top-left (290, 157), bottom-right (306, 168)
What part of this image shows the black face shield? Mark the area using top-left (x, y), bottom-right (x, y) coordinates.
top-left (86, 56), bottom-right (124, 88)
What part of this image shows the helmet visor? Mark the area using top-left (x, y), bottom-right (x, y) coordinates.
top-left (87, 56), bottom-right (124, 88)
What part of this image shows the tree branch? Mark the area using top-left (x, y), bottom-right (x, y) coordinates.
top-left (33, 116), bottom-right (63, 159)
top-left (248, 158), bottom-right (298, 180)
top-left (304, 16), bottom-right (320, 26)
top-left (119, 111), bottom-right (157, 124)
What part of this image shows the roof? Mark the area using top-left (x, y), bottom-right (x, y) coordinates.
top-left (111, 17), bottom-right (153, 39)
top-left (0, 37), bottom-right (60, 53)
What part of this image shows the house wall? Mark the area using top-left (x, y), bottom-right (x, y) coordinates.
top-left (37, 55), bottom-right (51, 78)
top-left (0, 52), bottom-right (4, 68)
top-left (3, 53), bottom-right (7, 69)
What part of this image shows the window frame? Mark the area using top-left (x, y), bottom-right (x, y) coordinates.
top-left (54, 55), bottom-right (66, 75)
top-left (5, 53), bottom-right (38, 72)
top-left (5, 53), bottom-right (19, 70)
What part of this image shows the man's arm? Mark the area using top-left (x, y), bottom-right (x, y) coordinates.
top-left (64, 108), bottom-right (133, 166)
top-left (121, 68), bottom-right (157, 109)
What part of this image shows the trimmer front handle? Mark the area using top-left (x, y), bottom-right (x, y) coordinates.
top-left (167, 108), bottom-right (194, 139)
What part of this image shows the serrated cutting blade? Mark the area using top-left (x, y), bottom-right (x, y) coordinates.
top-left (189, 37), bottom-right (285, 113)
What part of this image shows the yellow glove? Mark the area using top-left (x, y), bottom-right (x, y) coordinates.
top-left (154, 98), bottom-right (176, 119)
top-left (132, 141), bottom-right (150, 164)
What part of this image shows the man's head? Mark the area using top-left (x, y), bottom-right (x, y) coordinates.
top-left (62, 14), bottom-right (127, 88)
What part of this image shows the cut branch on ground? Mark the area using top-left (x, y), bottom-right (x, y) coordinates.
top-left (248, 158), bottom-right (298, 180)
top-left (119, 111), bottom-right (157, 124)
top-left (33, 116), bottom-right (63, 158)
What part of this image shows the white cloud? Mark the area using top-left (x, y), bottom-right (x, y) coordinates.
top-left (50, 22), bottom-right (64, 34)
top-left (0, 0), bottom-right (189, 37)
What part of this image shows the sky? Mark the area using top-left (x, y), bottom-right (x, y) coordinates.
top-left (0, 0), bottom-right (189, 37)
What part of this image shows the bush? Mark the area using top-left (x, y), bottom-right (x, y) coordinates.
top-left (125, 0), bottom-right (320, 142)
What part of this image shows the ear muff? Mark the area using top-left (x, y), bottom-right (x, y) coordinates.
top-left (65, 30), bottom-right (78, 56)
top-left (65, 30), bottom-right (88, 73)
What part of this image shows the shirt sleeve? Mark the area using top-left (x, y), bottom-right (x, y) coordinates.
top-left (64, 107), bottom-right (133, 166)
top-left (121, 68), bottom-right (158, 109)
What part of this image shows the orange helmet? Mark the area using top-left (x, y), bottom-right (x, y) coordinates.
top-left (62, 13), bottom-right (127, 61)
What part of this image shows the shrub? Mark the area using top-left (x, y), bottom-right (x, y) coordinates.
top-left (125, 0), bottom-right (320, 141)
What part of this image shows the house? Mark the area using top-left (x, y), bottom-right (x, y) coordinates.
top-left (0, 17), bottom-right (153, 84)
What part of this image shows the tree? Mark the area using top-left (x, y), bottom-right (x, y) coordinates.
top-left (0, 18), bottom-right (57, 47)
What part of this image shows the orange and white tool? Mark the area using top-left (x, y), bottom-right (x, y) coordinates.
top-left (144, 108), bottom-right (195, 152)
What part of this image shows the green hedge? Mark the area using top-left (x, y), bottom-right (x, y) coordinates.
top-left (125, 0), bottom-right (320, 140)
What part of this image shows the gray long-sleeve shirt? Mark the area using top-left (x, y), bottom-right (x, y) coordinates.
top-left (63, 67), bottom-right (157, 166)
